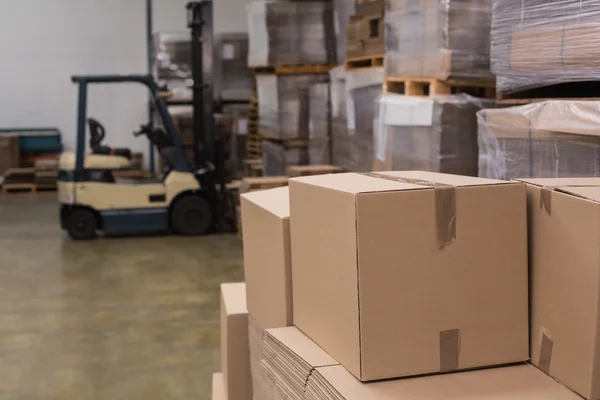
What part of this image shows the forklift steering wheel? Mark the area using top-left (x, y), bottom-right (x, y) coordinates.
top-left (133, 124), bottom-right (152, 137)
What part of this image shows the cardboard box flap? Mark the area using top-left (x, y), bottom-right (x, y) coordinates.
top-left (377, 171), bottom-right (512, 187)
top-left (515, 177), bottom-right (600, 187)
top-left (291, 172), bottom-right (427, 194)
top-left (267, 327), bottom-right (338, 367)
top-left (221, 282), bottom-right (248, 315)
top-left (211, 373), bottom-right (226, 400)
top-left (555, 186), bottom-right (600, 203)
top-left (241, 186), bottom-right (290, 219)
top-left (312, 364), bottom-right (581, 400)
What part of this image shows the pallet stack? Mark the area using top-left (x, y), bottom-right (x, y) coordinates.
top-left (476, 1), bottom-right (600, 180)
top-left (344, 0), bottom-right (384, 70)
top-left (247, 0), bottom-right (336, 176)
top-left (233, 171), bottom-right (600, 400)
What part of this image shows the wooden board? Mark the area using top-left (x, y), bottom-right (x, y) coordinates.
top-left (498, 97), bottom-right (600, 105)
top-left (385, 77), bottom-right (496, 99)
top-left (253, 64), bottom-right (334, 75)
top-left (345, 55), bottom-right (384, 70)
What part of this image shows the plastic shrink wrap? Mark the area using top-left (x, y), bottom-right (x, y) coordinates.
top-left (491, 1), bottom-right (600, 97)
top-left (214, 34), bottom-right (253, 102)
top-left (334, 0), bottom-right (356, 63)
top-left (153, 32), bottom-right (192, 100)
top-left (385, 0), bottom-right (493, 80)
top-left (256, 74), bottom-right (329, 140)
top-left (374, 93), bottom-right (491, 175)
top-left (262, 141), bottom-right (308, 176)
top-left (330, 68), bottom-right (383, 172)
top-left (478, 101), bottom-right (600, 179)
top-left (247, 1), bottom-right (336, 67)
top-left (308, 82), bottom-right (331, 165)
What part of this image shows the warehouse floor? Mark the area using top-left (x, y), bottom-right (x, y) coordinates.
top-left (0, 193), bottom-right (244, 399)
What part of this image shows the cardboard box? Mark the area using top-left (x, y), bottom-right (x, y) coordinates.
top-left (220, 283), bottom-right (252, 400)
top-left (212, 373), bottom-right (226, 400)
top-left (308, 364), bottom-right (582, 400)
top-left (357, 0), bottom-right (384, 17)
top-left (517, 178), bottom-right (600, 399)
top-left (0, 135), bottom-right (20, 176)
top-left (286, 165), bottom-right (342, 177)
top-left (345, 14), bottom-right (384, 59)
top-left (290, 171), bottom-right (529, 381)
top-left (241, 187), bottom-right (292, 330)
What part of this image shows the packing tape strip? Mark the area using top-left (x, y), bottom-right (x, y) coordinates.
top-left (361, 173), bottom-right (457, 249)
top-left (539, 331), bottom-right (553, 374)
top-left (540, 186), bottom-right (554, 216)
top-left (439, 329), bottom-right (460, 373)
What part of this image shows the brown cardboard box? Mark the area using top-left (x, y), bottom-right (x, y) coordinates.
top-left (0, 135), bottom-right (20, 176)
top-left (286, 165), bottom-right (342, 177)
top-left (220, 283), bottom-right (252, 400)
top-left (517, 178), bottom-right (600, 400)
top-left (308, 364), bottom-right (582, 400)
top-left (346, 14), bottom-right (384, 59)
top-left (290, 171), bottom-right (529, 381)
top-left (212, 373), bottom-right (226, 400)
top-left (240, 187), bottom-right (292, 330)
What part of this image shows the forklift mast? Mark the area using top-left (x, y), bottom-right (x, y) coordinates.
top-left (187, 0), bottom-right (232, 230)
top-left (187, 0), bottom-right (214, 168)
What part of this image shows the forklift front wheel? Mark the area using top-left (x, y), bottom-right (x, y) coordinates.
top-left (66, 209), bottom-right (98, 240)
top-left (171, 196), bottom-right (212, 235)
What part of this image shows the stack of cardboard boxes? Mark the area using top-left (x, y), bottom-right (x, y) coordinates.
top-left (345, 0), bottom-right (384, 60)
top-left (226, 170), bottom-right (600, 400)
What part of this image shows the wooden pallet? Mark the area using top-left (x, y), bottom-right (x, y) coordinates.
top-left (253, 64), bottom-right (334, 75)
top-left (2, 183), bottom-right (37, 194)
top-left (385, 77), bottom-right (496, 99)
top-left (345, 55), bottom-right (384, 70)
top-left (259, 132), bottom-right (309, 148)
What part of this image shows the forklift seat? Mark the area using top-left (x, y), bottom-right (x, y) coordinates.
top-left (88, 118), bottom-right (132, 159)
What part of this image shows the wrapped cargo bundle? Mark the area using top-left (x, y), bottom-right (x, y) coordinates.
top-left (153, 32), bottom-right (192, 101)
top-left (385, 0), bottom-right (493, 80)
top-left (262, 141), bottom-right (308, 176)
top-left (492, 1), bottom-right (600, 97)
top-left (374, 93), bottom-right (491, 176)
top-left (256, 74), bottom-right (329, 140)
top-left (308, 82), bottom-right (331, 164)
top-left (214, 33), bottom-right (253, 102)
top-left (478, 101), bottom-right (600, 179)
top-left (247, 1), bottom-right (336, 67)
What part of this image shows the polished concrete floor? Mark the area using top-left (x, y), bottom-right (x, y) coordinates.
top-left (0, 193), bottom-right (244, 399)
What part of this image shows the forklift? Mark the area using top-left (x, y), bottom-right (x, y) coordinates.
top-left (58, 0), bottom-right (230, 240)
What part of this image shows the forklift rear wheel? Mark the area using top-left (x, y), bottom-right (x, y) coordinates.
top-left (171, 196), bottom-right (212, 235)
top-left (66, 209), bottom-right (98, 240)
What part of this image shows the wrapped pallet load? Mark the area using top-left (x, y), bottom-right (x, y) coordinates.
top-left (214, 33), bottom-right (253, 102)
top-left (331, 67), bottom-right (384, 172)
top-left (247, 1), bottom-right (336, 67)
top-left (478, 101), bottom-right (600, 179)
top-left (374, 93), bottom-right (492, 175)
top-left (256, 73), bottom-right (329, 176)
top-left (491, 1), bottom-right (600, 98)
top-left (385, 0), bottom-right (493, 80)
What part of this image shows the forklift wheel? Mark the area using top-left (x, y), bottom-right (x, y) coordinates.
top-left (171, 196), bottom-right (212, 235)
top-left (66, 209), bottom-right (98, 240)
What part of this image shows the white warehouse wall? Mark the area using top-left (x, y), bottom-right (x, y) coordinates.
top-left (0, 0), bottom-right (249, 167)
